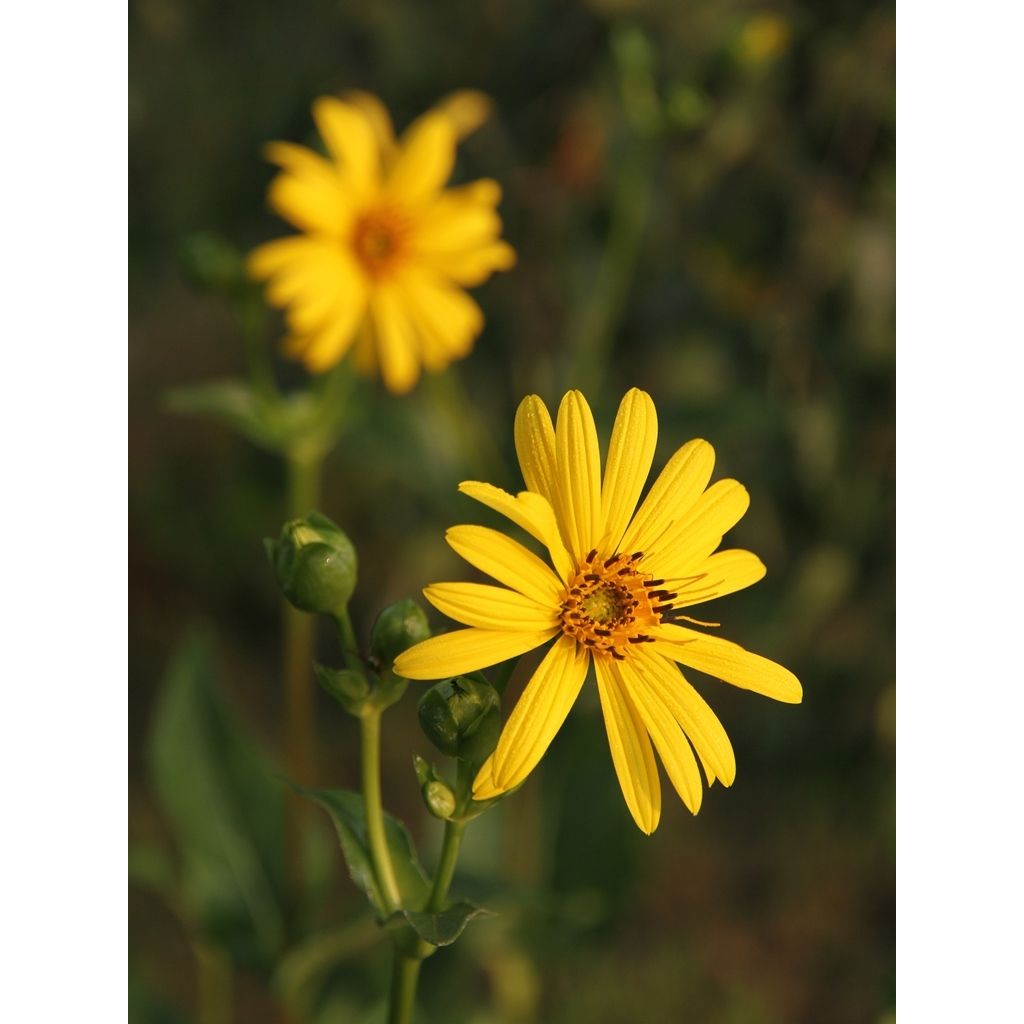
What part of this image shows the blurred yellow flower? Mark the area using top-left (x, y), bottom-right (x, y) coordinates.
top-left (248, 91), bottom-right (516, 393)
top-left (395, 389), bottom-right (802, 834)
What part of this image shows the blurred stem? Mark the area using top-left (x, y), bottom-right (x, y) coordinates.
top-left (196, 941), bottom-right (233, 1024)
top-left (427, 818), bottom-right (466, 912)
top-left (284, 446), bottom-right (323, 886)
top-left (388, 955), bottom-right (422, 1024)
top-left (360, 709), bottom-right (402, 913)
top-left (238, 292), bottom-right (278, 402)
top-left (566, 139), bottom-right (654, 396)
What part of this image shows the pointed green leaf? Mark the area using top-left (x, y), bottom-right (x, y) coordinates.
top-left (291, 784), bottom-right (430, 917)
top-left (400, 902), bottom-right (494, 947)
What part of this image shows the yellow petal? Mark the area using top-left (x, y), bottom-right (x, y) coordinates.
top-left (427, 241), bottom-right (517, 286)
top-left (594, 657), bottom-right (662, 834)
top-left (340, 91), bottom-right (396, 166)
top-left (394, 627), bottom-right (557, 680)
top-left (654, 480), bottom-right (750, 576)
top-left (475, 635), bottom-right (589, 794)
top-left (413, 193), bottom-right (504, 253)
top-left (247, 237), bottom-right (317, 281)
top-left (651, 624), bottom-right (803, 703)
top-left (389, 268), bottom-right (482, 369)
top-left (311, 96), bottom-right (379, 195)
top-left (618, 439), bottom-right (715, 558)
top-left (423, 583), bottom-right (559, 631)
top-left (514, 395), bottom-right (558, 503)
top-left (266, 168), bottom-right (352, 236)
top-left (670, 549), bottom-right (766, 608)
top-left (432, 89), bottom-right (493, 139)
top-left (555, 390), bottom-right (602, 561)
top-left (600, 388), bottom-right (658, 556)
top-left (446, 525), bottom-right (564, 606)
top-left (457, 482), bottom-right (573, 581)
top-left (386, 112), bottom-right (457, 206)
top-left (368, 286), bottom-right (421, 394)
top-left (629, 648), bottom-right (736, 786)
top-left (293, 291), bottom-right (367, 373)
top-left (615, 658), bottom-right (703, 815)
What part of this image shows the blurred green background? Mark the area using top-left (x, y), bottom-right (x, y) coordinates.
top-left (129, 1), bottom-right (894, 1021)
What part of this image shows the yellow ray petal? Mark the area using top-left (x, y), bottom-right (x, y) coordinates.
top-left (474, 635), bottom-right (589, 795)
top-left (514, 395), bottom-right (558, 504)
top-left (432, 89), bottom-right (493, 139)
top-left (669, 549), bottom-right (766, 608)
top-left (390, 268), bottom-right (482, 365)
top-left (247, 236), bottom-right (321, 281)
top-left (266, 168), bottom-right (352, 237)
top-left (413, 195), bottom-right (504, 253)
top-left (617, 439), bottom-right (715, 558)
top-left (386, 112), bottom-right (457, 206)
top-left (296, 292), bottom-right (368, 373)
top-left (600, 388), bottom-right (658, 556)
top-left (341, 91), bottom-right (396, 166)
top-left (614, 658), bottom-right (703, 815)
top-left (368, 286), bottom-right (420, 394)
top-left (311, 96), bottom-right (379, 195)
top-left (427, 241), bottom-right (517, 286)
top-left (446, 525), bottom-right (565, 606)
top-left (555, 390), bottom-right (602, 561)
top-left (394, 627), bottom-right (557, 681)
top-left (424, 582), bottom-right (559, 631)
top-left (651, 624), bottom-right (803, 703)
top-left (653, 480), bottom-right (751, 577)
top-left (594, 657), bottom-right (662, 834)
top-left (457, 482), bottom-right (573, 581)
top-left (630, 648), bottom-right (736, 786)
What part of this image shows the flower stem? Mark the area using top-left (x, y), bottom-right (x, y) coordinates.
top-left (284, 447), bottom-right (323, 885)
top-left (427, 818), bottom-right (466, 912)
top-left (359, 709), bottom-right (402, 913)
top-left (387, 954), bottom-right (422, 1024)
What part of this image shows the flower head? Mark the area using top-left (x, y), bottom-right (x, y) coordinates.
top-left (394, 389), bottom-right (802, 834)
top-left (248, 91), bottom-right (516, 393)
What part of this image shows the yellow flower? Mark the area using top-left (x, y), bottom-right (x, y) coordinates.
top-left (394, 389), bottom-right (802, 834)
top-left (247, 91), bottom-right (516, 393)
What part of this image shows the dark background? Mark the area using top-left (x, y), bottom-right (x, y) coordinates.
top-left (129, 1), bottom-right (895, 1021)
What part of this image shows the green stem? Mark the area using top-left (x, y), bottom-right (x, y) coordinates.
top-left (387, 954), bottom-right (422, 1024)
top-left (284, 447), bottom-right (323, 884)
top-left (334, 606), bottom-right (364, 677)
top-left (427, 818), bottom-right (466, 912)
top-left (360, 709), bottom-right (402, 912)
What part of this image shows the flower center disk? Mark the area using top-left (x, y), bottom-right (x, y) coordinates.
top-left (352, 207), bottom-right (410, 277)
top-left (559, 549), bottom-right (676, 660)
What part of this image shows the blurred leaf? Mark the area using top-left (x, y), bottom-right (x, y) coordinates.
top-left (292, 784), bottom-right (430, 917)
top-left (166, 379), bottom-right (289, 452)
top-left (128, 841), bottom-right (178, 901)
top-left (147, 631), bottom-right (287, 966)
top-left (399, 901), bottom-right (494, 947)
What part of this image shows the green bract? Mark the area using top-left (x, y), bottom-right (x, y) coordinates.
top-left (267, 511), bottom-right (357, 615)
top-left (370, 599), bottom-right (431, 668)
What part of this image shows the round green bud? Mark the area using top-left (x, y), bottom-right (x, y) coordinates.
top-left (267, 512), bottom-right (357, 615)
top-left (417, 676), bottom-right (501, 758)
top-left (370, 599), bottom-right (431, 667)
top-left (422, 779), bottom-right (457, 820)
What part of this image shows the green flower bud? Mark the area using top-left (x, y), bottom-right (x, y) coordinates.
top-left (370, 599), bottom-right (431, 668)
top-left (315, 664), bottom-right (370, 716)
top-left (417, 676), bottom-right (501, 759)
top-left (267, 512), bottom-right (357, 615)
top-left (422, 779), bottom-right (457, 820)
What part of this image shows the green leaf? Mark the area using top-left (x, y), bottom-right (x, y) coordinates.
top-left (292, 785), bottom-right (430, 917)
top-left (147, 631), bottom-right (288, 966)
top-left (399, 902), bottom-right (494, 947)
top-left (165, 379), bottom-right (288, 452)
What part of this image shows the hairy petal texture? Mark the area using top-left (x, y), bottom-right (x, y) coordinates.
top-left (473, 636), bottom-right (589, 797)
top-left (446, 525), bottom-right (565, 606)
top-left (394, 627), bottom-right (557, 681)
top-left (555, 391), bottom-right (602, 561)
top-left (615, 658), bottom-right (703, 815)
top-left (651, 624), bottom-right (803, 703)
top-left (600, 388), bottom-right (658, 555)
top-left (423, 583), bottom-right (559, 632)
top-left (618, 440), bottom-right (716, 557)
top-left (458, 482), bottom-right (573, 581)
top-left (594, 657), bottom-right (662, 834)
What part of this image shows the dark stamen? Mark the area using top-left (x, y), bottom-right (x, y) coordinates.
top-left (586, 548), bottom-right (598, 563)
